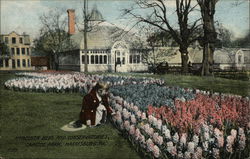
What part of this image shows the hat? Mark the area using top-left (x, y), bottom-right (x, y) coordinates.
top-left (94, 82), bottom-right (109, 91)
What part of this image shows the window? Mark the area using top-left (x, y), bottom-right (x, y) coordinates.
top-left (116, 51), bottom-right (120, 56)
top-left (91, 55), bottom-right (94, 64)
top-left (0, 59), bottom-right (3, 67)
top-left (27, 48), bottom-right (30, 55)
top-left (129, 55), bottom-right (133, 64)
top-left (82, 55), bottom-right (89, 64)
top-left (5, 37), bottom-right (9, 44)
top-left (95, 55), bottom-right (98, 64)
top-left (22, 59), bottom-right (26, 67)
top-left (133, 55), bottom-right (136, 63)
top-left (17, 59), bottom-right (20, 67)
top-left (137, 55), bottom-right (140, 63)
top-left (17, 48), bottom-right (20, 55)
top-left (12, 37), bottom-right (16, 44)
top-left (238, 55), bottom-right (242, 64)
top-left (104, 55), bottom-right (107, 64)
top-left (22, 48), bottom-right (25, 55)
top-left (99, 55), bottom-right (103, 64)
top-left (116, 57), bottom-right (121, 64)
top-left (11, 48), bottom-right (15, 55)
top-left (28, 59), bottom-right (30, 67)
top-left (82, 54), bottom-right (84, 63)
top-left (12, 59), bottom-right (16, 68)
top-left (5, 59), bottom-right (9, 67)
top-left (122, 57), bottom-right (125, 64)
top-left (19, 37), bottom-right (23, 44)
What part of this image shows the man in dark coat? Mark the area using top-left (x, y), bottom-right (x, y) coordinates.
top-left (74, 82), bottom-right (113, 128)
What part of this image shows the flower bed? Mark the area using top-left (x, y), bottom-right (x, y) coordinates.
top-left (147, 94), bottom-right (250, 133)
top-left (100, 75), bottom-right (165, 86)
top-left (110, 94), bottom-right (250, 159)
top-left (4, 72), bottom-right (250, 158)
top-left (5, 72), bottom-right (164, 93)
top-left (110, 84), bottom-right (195, 110)
top-left (5, 73), bottom-right (92, 93)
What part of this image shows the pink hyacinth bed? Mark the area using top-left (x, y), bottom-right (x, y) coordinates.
top-left (110, 91), bottom-right (250, 159)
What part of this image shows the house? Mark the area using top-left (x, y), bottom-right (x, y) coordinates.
top-left (57, 5), bottom-right (250, 72)
top-left (195, 48), bottom-right (250, 71)
top-left (58, 6), bottom-right (148, 72)
top-left (150, 47), bottom-right (250, 71)
top-left (239, 48), bottom-right (250, 70)
top-left (0, 31), bottom-right (32, 71)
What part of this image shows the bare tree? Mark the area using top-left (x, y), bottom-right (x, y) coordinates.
top-left (216, 22), bottom-right (234, 48)
top-left (233, 31), bottom-right (250, 48)
top-left (0, 42), bottom-right (10, 56)
top-left (231, 0), bottom-right (245, 6)
top-left (197, 0), bottom-right (219, 76)
top-left (123, 0), bottom-right (201, 73)
top-left (36, 8), bottom-right (75, 70)
top-left (145, 33), bottom-right (158, 72)
top-left (135, 25), bottom-right (177, 73)
top-left (197, 0), bottom-right (247, 75)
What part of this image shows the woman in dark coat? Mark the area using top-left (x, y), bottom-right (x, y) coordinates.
top-left (74, 82), bottom-right (113, 127)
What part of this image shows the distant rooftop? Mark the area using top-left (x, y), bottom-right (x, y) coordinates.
top-left (89, 4), bottom-right (104, 21)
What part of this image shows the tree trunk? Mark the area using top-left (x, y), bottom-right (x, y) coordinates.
top-left (83, 0), bottom-right (88, 73)
top-left (114, 51), bottom-right (117, 72)
top-left (201, 43), bottom-right (215, 76)
top-left (152, 46), bottom-right (156, 74)
top-left (55, 63), bottom-right (59, 71)
top-left (48, 54), bottom-right (53, 70)
top-left (50, 53), bottom-right (59, 71)
top-left (201, 44), bottom-right (210, 75)
top-left (179, 48), bottom-right (189, 73)
top-left (199, 0), bottom-right (217, 76)
top-left (54, 53), bottom-right (59, 71)
top-left (51, 54), bottom-right (56, 70)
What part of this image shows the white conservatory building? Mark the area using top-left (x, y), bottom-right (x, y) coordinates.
top-left (59, 6), bottom-right (148, 72)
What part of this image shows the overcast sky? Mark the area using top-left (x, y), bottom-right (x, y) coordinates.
top-left (1, 0), bottom-right (249, 41)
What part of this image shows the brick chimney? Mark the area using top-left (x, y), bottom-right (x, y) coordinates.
top-left (67, 9), bottom-right (75, 35)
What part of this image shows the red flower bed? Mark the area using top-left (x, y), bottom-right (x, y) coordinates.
top-left (148, 94), bottom-right (250, 134)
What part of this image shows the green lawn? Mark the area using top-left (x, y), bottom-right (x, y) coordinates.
top-left (93, 72), bottom-right (250, 97)
top-left (0, 71), bottom-right (249, 159)
top-left (0, 72), bottom-right (140, 159)
top-left (161, 74), bottom-right (250, 97)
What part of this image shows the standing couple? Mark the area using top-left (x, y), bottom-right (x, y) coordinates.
top-left (73, 82), bottom-right (115, 128)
